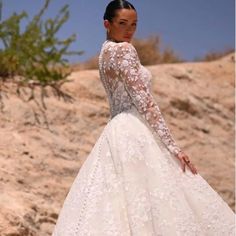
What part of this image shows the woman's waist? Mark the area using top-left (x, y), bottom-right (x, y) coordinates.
top-left (110, 105), bottom-right (139, 118)
top-left (109, 106), bottom-right (150, 129)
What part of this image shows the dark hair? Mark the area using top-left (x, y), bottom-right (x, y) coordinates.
top-left (103, 0), bottom-right (136, 22)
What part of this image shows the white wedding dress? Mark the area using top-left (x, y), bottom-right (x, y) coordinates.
top-left (52, 40), bottom-right (235, 235)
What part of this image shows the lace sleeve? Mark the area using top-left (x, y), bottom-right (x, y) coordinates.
top-left (115, 42), bottom-right (182, 157)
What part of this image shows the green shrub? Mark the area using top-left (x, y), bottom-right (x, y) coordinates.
top-left (0, 0), bottom-right (82, 90)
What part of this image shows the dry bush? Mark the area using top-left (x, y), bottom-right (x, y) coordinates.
top-left (132, 36), bottom-right (161, 65)
top-left (132, 36), bottom-right (184, 65)
top-left (194, 47), bottom-right (235, 62)
top-left (82, 55), bottom-right (99, 70)
top-left (74, 35), bottom-right (184, 71)
top-left (71, 55), bottom-right (99, 71)
top-left (161, 47), bottom-right (185, 64)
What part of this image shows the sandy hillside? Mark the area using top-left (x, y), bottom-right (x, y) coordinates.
top-left (0, 53), bottom-right (235, 235)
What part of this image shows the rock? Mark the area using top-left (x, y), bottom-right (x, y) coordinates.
top-left (0, 53), bottom-right (234, 235)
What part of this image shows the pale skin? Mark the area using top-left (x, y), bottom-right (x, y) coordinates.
top-left (104, 8), bottom-right (198, 175)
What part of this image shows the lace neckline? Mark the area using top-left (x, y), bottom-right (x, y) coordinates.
top-left (105, 39), bottom-right (128, 44)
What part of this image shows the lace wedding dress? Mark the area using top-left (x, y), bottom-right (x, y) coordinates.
top-left (52, 40), bottom-right (235, 235)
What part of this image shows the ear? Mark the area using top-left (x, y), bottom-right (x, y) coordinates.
top-left (104, 20), bottom-right (110, 30)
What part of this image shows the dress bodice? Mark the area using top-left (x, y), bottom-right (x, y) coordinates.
top-left (98, 40), bottom-right (182, 157)
top-left (99, 40), bottom-right (152, 118)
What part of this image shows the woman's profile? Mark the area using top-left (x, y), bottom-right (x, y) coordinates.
top-left (52, 0), bottom-right (235, 235)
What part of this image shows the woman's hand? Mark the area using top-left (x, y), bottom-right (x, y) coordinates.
top-left (176, 151), bottom-right (198, 175)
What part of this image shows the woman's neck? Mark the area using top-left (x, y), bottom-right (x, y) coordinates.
top-left (106, 37), bottom-right (123, 43)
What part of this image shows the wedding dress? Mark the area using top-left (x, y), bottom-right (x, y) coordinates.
top-left (52, 40), bottom-right (235, 235)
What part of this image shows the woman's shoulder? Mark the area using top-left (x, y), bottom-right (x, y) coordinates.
top-left (101, 41), bottom-right (139, 64)
top-left (103, 40), bottom-right (137, 54)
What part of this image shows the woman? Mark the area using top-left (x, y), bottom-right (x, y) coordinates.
top-left (52, 1), bottom-right (235, 235)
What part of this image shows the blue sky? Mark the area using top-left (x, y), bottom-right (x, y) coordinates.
top-left (1, 0), bottom-right (235, 63)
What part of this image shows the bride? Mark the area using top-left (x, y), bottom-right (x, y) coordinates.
top-left (52, 0), bottom-right (235, 235)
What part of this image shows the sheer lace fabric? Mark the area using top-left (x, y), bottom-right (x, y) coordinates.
top-left (52, 41), bottom-right (235, 236)
top-left (99, 40), bottom-right (181, 156)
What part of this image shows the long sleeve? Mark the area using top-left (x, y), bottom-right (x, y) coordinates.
top-left (114, 42), bottom-right (182, 157)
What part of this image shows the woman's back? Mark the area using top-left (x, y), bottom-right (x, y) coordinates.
top-left (99, 40), bottom-right (151, 118)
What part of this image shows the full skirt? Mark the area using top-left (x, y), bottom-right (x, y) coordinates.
top-left (52, 107), bottom-right (235, 236)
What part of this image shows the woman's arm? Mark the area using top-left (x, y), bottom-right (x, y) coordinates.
top-left (114, 42), bottom-right (182, 157)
